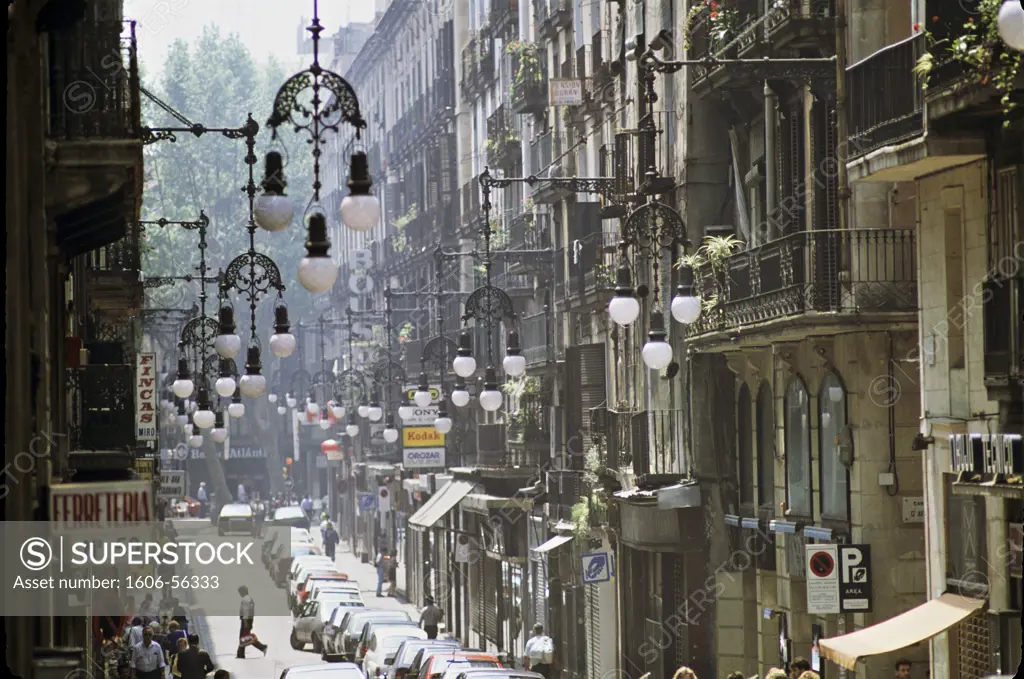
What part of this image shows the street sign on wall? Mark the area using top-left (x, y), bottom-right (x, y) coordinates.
top-left (158, 471), bottom-right (185, 499)
top-left (805, 544), bottom-right (840, 615)
top-left (581, 552), bottom-right (613, 584)
top-left (549, 78), bottom-right (583, 105)
top-left (839, 544), bottom-right (872, 612)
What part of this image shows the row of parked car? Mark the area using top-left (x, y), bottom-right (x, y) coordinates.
top-left (267, 531), bottom-right (542, 679)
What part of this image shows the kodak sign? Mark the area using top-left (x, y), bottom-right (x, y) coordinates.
top-left (403, 426), bottom-right (445, 447)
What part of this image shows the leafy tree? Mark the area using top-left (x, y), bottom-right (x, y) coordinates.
top-left (142, 26), bottom-right (324, 502)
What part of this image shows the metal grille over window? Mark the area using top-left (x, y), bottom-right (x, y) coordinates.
top-left (957, 611), bottom-right (993, 679)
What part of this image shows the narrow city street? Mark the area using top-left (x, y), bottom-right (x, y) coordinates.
top-left (198, 538), bottom-right (417, 678)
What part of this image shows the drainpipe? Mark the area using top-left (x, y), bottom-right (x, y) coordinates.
top-left (836, 0), bottom-right (850, 232)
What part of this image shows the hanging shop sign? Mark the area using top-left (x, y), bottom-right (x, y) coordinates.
top-left (349, 248), bottom-right (373, 270)
top-left (838, 544), bottom-right (872, 612)
top-left (401, 407), bottom-right (439, 426)
top-left (548, 78), bottom-right (583, 106)
top-left (134, 458), bottom-right (155, 482)
top-left (403, 447), bottom-right (445, 470)
top-left (136, 353), bottom-right (158, 441)
top-left (157, 471), bottom-right (185, 500)
top-left (950, 433), bottom-right (1023, 476)
top-left (358, 492), bottom-right (377, 511)
top-left (805, 544), bottom-right (840, 615)
top-left (581, 552), bottom-right (614, 584)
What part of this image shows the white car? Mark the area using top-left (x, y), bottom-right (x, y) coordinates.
top-left (363, 628), bottom-right (429, 679)
top-left (280, 662), bottom-right (363, 679)
top-left (307, 580), bottom-right (361, 601)
top-left (292, 527), bottom-right (315, 543)
top-left (291, 593), bottom-right (367, 652)
top-left (289, 563), bottom-right (341, 606)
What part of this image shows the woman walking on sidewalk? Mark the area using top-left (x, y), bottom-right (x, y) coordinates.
top-left (386, 556), bottom-right (398, 596)
top-left (323, 521), bottom-right (340, 560)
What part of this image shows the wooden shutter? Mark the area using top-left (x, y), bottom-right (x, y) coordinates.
top-left (578, 342), bottom-right (607, 449)
top-left (630, 411), bottom-right (650, 476)
top-left (564, 343), bottom-right (606, 466)
top-left (482, 557), bottom-right (500, 643)
top-left (470, 548), bottom-right (483, 633)
top-left (585, 583), bottom-right (603, 679)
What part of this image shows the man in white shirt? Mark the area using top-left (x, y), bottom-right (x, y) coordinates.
top-left (197, 482), bottom-right (208, 518)
top-left (130, 626), bottom-right (166, 679)
top-left (237, 483), bottom-right (247, 504)
top-left (236, 585), bottom-right (268, 658)
top-left (523, 623), bottom-right (554, 679)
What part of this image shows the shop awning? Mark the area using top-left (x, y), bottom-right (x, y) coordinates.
top-left (408, 480), bottom-right (476, 529)
top-left (819, 593), bottom-right (985, 670)
top-left (532, 535), bottom-right (573, 554)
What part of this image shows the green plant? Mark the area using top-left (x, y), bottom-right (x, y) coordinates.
top-left (593, 263), bottom-right (616, 287)
top-left (700, 234), bottom-right (743, 268)
top-left (571, 492), bottom-right (609, 540)
top-left (391, 203), bottom-right (419, 253)
top-left (913, 3), bottom-right (1021, 123)
top-left (488, 219), bottom-right (508, 249)
top-left (398, 322), bottom-right (414, 343)
top-left (507, 41), bottom-right (542, 99)
top-left (501, 375), bottom-right (540, 397)
top-left (681, 1), bottom-right (740, 52)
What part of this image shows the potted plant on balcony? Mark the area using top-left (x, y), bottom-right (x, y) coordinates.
top-left (681, 1), bottom-right (742, 53)
top-left (390, 203), bottom-right (419, 254)
top-left (912, 5), bottom-right (1021, 122)
top-left (507, 41), bottom-right (543, 104)
top-left (675, 233), bottom-right (742, 321)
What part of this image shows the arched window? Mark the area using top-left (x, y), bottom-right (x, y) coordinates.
top-left (755, 382), bottom-right (775, 511)
top-left (819, 372), bottom-right (850, 521)
top-left (737, 383), bottom-right (754, 507)
top-left (784, 377), bottom-right (812, 518)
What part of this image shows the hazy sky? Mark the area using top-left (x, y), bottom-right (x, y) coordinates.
top-left (124, 0), bottom-right (377, 79)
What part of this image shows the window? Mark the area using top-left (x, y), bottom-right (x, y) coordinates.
top-left (755, 381), bottom-right (775, 511)
top-left (784, 377), bottom-right (811, 517)
top-left (737, 383), bottom-right (754, 507)
top-left (818, 372), bottom-right (849, 520)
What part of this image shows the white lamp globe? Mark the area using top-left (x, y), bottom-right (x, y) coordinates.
top-left (269, 332), bottom-right (297, 358)
top-left (254, 194), bottom-right (294, 232)
top-left (479, 388), bottom-right (503, 412)
top-left (238, 374), bottom-right (267, 398)
top-left (383, 426), bottom-right (399, 443)
top-left (306, 401), bottom-right (319, 416)
top-left (999, 0), bottom-right (1024, 52)
top-left (453, 355), bottom-right (477, 378)
top-left (297, 256), bottom-right (339, 293)
top-left (398, 405), bottom-right (414, 420)
top-left (451, 388), bottom-right (471, 408)
top-left (228, 401), bottom-right (246, 418)
top-left (340, 194), bottom-right (381, 232)
top-left (641, 338), bottom-right (674, 370)
top-left (214, 333), bottom-right (242, 359)
top-left (367, 405), bottom-right (383, 422)
top-left (608, 296), bottom-right (641, 326)
top-left (175, 413), bottom-right (189, 427)
top-left (358, 404), bottom-right (370, 419)
top-left (346, 423), bottom-right (360, 438)
top-left (172, 378), bottom-right (194, 399)
top-left (434, 416), bottom-right (453, 434)
top-left (182, 422), bottom-right (192, 435)
top-left (215, 376), bottom-right (237, 398)
top-left (211, 427), bottom-right (228, 443)
top-left (319, 418), bottom-right (331, 430)
top-left (502, 354), bottom-right (526, 377)
top-left (414, 389), bottom-right (433, 408)
top-left (277, 405), bottom-right (287, 415)
top-left (670, 294), bottom-right (702, 324)
top-left (332, 404), bottom-right (345, 419)
top-left (268, 393), bottom-right (278, 403)
top-left (287, 395), bottom-right (298, 409)
top-left (193, 408), bottom-right (216, 429)
top-left (188, 433), bottom-right (203, 448)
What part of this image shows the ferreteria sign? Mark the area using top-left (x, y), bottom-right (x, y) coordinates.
top-left (51, 481), bottom-right (154, 532)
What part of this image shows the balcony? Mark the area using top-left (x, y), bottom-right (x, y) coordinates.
top-left (686, 229), bottom-right (918, 347)
top-left (546, 469), bottom-right (584, 524)
top-left (47, 18), bottom-right (144, 246)
top-left (510, 45), bottom-right (547, 115)
top-left (535, 0), bottom-right (572, 39)
top-left (477, 38), bottom-right (496, 87)
top-left (462, 178), bottom-right (481, 229)
top-left (84, 220), bottom-right (144, 317)
top-left (461, 38), bottom-right (479, 100)
top-left (67, 364), bottom-right (136, 455)
top-left (486, 105), bottom-right (522, 171)
top-left (603, 409), bottom-right (646, 475)
top-left (509, 396), bottom-right (551, 453)
top-left (765, 0), bottom-right (835, 53)
top-left (530, 133), bottom-right (579, 203)
top-left (845, 17), bottom-right (990, 181)
top-left (493, 271), bottom-right (534, 298)
top-left (490, 0), bottom-right (519, 33)
top-left (520, 311), bottom-right (552, 367)
top-left (982, 275), bottom-right (1024, 401)
top-left (477, 423), bottom-right (542, 469)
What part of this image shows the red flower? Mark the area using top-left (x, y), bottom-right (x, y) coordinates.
top-left (913, 23), bottom-right (920, 31)
top-left (709, 1), bottom-right (718, 7)
top-left (932, 16), bottom-right (939, 23)
top-left (967, 17), bottom-right (974, 24)
top-left (710, 11), bottom-right (718, 18)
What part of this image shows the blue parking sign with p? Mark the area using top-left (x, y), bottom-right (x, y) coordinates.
top-left (358, 492), bottom-right (377, 511)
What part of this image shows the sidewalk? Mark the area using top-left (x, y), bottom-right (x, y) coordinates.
top-left (328, 537), bottom-right (411, 606)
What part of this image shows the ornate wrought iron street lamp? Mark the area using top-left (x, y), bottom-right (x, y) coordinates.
top-left (265, 0), bottom-right (379, 292)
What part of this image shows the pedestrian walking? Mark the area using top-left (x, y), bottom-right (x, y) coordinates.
top-left (128, 625), bottom-right (166, 679)
top-left (893, 660), bottom-right (912, 679)
top-left (671, 668), bottom-right (698, 679)
top-left (387, 557), bottom-right (398, 596)
top-left (214, 671), bottom-right (231, 679)
top-left (237, 482), bottom-right (247, 504)
top-left (523, 623), bottom-right (554, 679)
top-left (301, 495), bottom-right (314, 521)
top-left (169, 637), bottom-right (189, 677)
top-left (419, 596), bottom-right (444, 639)
top-left (165, 621), bottom-right (186, 660)
top-left (797, 672), bottom-right (820, 679)
top-left (175, 634), bottom-right (215, 679)
top-left (323, 521), bottom-right (340, 560)
top-left (197, 483), bottom-right (208, 519)
top-left (374, 549), bottom-right (391, 597)
top-left (764, 669), bottom-right (789, 679)
top-left (235, 586), bottom-right (268, 658)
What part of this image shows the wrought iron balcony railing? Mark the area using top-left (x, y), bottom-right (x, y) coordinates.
top-left (546, 468), bottom-right (584, 523)
top-left (508, 396), bottom-right (551, 449)
top-left (535, 0), bottom-right (572, 38)
top-left (688, 228), bottom-right (917, 338)
top-left (845, 34), bottom-right (924, 161)
top-left (508, 211), bottom-right (552, 251)
top-left (567, 231), bottom-right (618, 300)
top-left (49, 19), bottom-right (141, 140)
top-left (67, 364), bottom-right (136, 452)
top-left (86, 221), bottom-right (142, 273)
top-left (489, 0), bottom-right (519, 32)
